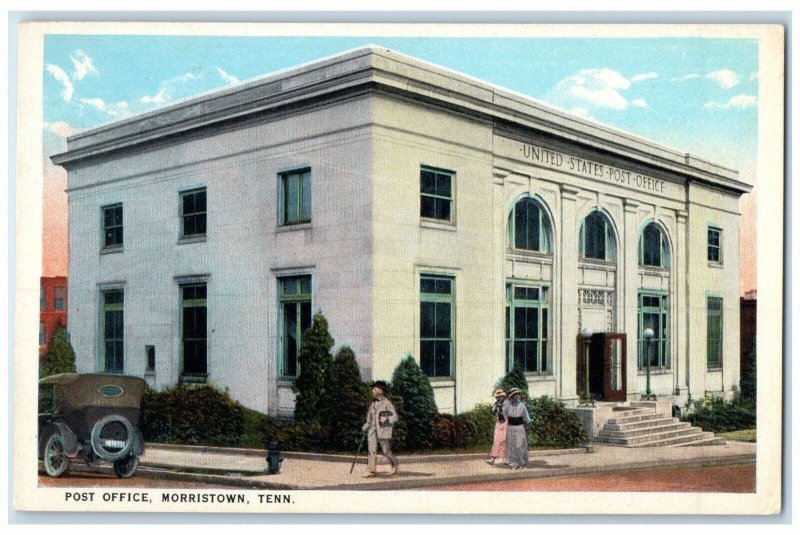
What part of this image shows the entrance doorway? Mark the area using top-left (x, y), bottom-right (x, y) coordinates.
top-left (576, 333), bottom-right (627, 401)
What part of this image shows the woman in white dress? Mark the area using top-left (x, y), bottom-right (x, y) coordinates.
top-left (503, 388), bottom-right (531, 469)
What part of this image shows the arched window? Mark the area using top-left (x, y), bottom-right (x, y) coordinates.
top-left (508, 197), bottom-right (552, 253)
top-left (638, 222), bottom-right (670, 268)
top-left (579, 211), bottom-right (615, 261)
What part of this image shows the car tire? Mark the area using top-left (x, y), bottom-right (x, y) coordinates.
top-left (90, 415), bottom-right (134, 462)
top-left (113, 454), bottom-right (140, 478)
top-left (43, 432), bottom-right (70, 477)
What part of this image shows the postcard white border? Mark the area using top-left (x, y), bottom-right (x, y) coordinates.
top-left (13, 21), bottom-right (785, 515)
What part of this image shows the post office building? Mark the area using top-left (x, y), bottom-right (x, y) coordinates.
top-left (52, 47), bottom-right (751, 416)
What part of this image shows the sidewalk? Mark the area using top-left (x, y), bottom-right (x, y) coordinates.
top-left (136, 440), bottom-right (757, 490)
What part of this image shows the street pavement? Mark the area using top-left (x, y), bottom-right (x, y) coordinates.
top-left (133, 440), bottom-right (757, 490)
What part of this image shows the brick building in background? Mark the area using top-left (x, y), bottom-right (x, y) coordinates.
top-left (40, 276), bottom-right (68, 356)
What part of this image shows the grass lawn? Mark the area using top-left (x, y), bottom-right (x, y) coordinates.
top-left (719, 429), bottom-right (756, 442)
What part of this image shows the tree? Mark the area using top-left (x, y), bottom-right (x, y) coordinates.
top-left (497, 367), bottom-right (529, 398)
top-left (293, 313), bottom-right (334, 426)
top-left (327, 346), bottom-right (370, 450)
top-left (739, 335), bottom-right (757, 406)
top-left (40, 325), bottom-right (76, 377)
top-left (390, 355), bottom-right (438, 450)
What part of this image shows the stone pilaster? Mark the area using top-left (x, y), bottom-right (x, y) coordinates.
top-left (559, 184), bottom-right (580, 402)
top-left (623, 199), bottom-right (641, 400)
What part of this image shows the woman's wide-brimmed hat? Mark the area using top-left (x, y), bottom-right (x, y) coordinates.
top-left (493, 389), bottom-right (507, 398)
top-left (371, 380), bottom-right (389, 392)
top-left (508, 387), bottom-right (523, 397)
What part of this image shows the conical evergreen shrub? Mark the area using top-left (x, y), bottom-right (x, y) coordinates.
top-left (498, 367), bottom-right (529, 398)
top-left (390, 355), bottom-right (438, 450)
top-left (293, 313), bottom-right (334, 426)
top-left (327, 346), bottom-right (370, 450)
top-left (40, 325), bottom-right (76, 377)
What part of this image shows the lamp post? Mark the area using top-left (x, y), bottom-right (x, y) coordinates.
top-left (641, 327), bottom-right (657, 400)
top-left (579, 327), bottom-right (594, 407)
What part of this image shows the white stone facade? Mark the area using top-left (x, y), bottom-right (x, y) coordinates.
top-left (53, 47), bottom-right (750, 416)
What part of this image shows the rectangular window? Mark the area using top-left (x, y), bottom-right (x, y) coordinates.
top-left (708, 227), bottom-right (722, 263)
top-left (102, 203), bottom-right (123, 248)
top-left (279, 275), bottom-right (312, 377)
top-left (54, 287), bottom-right (66, 311)
top-left (102, 290), bottom-right (124, 374)
top-left (181, 283), bottom-right (207, 376)
top-left (707, 297), bottom-right (723, 369)
top-left (40, 286), bottom-right (46, 311)
top-left (420, 275), bottom-right (454, 377)
top-left (280, 169), bottom-right (312, 225)
top-left (39, 322), bottom-right (46, 346)
top-left (420, 167), bottom-right (453, 222)
top-left (505, 284), bottom-right (549, 374)
top-left (145, 345), bottom-right (156, 373)
top-left (181, 188), bottom-right (207, 238)
top-left (637, 291), bottom-right (669, 370)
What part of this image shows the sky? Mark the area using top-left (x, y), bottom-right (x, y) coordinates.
top-left (41, 35), bottom-right (759, 292)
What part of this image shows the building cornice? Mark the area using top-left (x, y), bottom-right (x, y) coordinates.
top-left (51, 46), bottom-right (752, 196)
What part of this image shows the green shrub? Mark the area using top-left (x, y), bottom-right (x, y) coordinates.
top-left (239, 406), bottom-right (271, 449)
top-left (328, 346), bottom-right (371, 450)
top-left (141, 384), bottom-right (244, 446)
top-left (458, 403), bottom-right (496, 447)
top-left (390, 356), bottom-right (438, 450)
top-left (528, 396), bottom-right (588, 447)
top-left (740, 335), bottom-right (757, 404)
top-left (385, 391), bottom-right (409, 451)
top-left (497, 368), bottom-right (529, 398)
top-left (683, 393), bottom-right (756, 432)
top-left (40, 326), bottom-right (76, 377)
top-left (293, 313), bottom-right (334, 427)
top-left (431, 413), bottom-right (470, 449)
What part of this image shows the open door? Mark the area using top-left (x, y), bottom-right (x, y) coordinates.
top-left (577, 333), bottom-right (627, 401)
top-left (603, 334), bottom-right (627, 401)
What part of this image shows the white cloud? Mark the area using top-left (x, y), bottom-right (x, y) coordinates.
top-left (749, 71), bottom-right (759, 81)
top-left (216, 67), bottom-right (240, 85)
top-left (703, 94), bottom-right (757, 110)
top-left (44, 121), bottom-right (78, 138)
top-left (177, 72), bottom-right (199, 82)
top-left (631, 72), bottom-right (658, 83)
top-left (706, 69), bottom-right (741, 90)
top-left (45, 64), bottom-right (74, 102)
top-left (79, 97), bottom-right (131, 117)
top-left (140, 88), bottom-right (169, 105)
top-left (631, 98), bottom-right (648, 108)
top-left (570, 107), bottom-right (590, 117)
top-left (556, 68), bottom-right (631, 111)
top-left (70, 50), bottom-right (98, 81)
top-left (669, 73), bottom-right (702, 82)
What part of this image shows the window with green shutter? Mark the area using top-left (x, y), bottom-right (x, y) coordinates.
top-left (505, 284), bottom-right (550, 374)
top-left (420, 275), bottom-right (454, 377)
top-left (707, 296), bottom-right (723, 369)
top-left (280, 169), bottom-right (312, 225)
top-left (278, 275), bottom-right (312, 377)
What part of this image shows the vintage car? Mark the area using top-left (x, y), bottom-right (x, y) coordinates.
top-left (38, 373), bottom-right (147, 478)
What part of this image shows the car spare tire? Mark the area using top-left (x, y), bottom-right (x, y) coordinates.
top-left (90, 415), bottom-right (135, 462)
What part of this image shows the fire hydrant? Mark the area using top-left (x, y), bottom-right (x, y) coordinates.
top-left (266, 440), bottom-right (283, 474)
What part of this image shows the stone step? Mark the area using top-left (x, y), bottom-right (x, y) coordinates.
top-left (678, 435), bottom-right (727, 447)
top-left (634, 431), bottom-right (724, 448)
top-left (604, 417), bottom-right (678, 432)
top-left (595, 426), bottom-right (704, 446)
top-left (598, 421), bottom-right (692, 439)
top-left (605, 412), bottom-right (663, 425)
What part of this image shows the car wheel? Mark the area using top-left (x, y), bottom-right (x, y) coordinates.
top-left (113, 454), bottom-right (139, 478)
top-left (43, 433), bottom-right (70, 477)
top-left (90, 415), bottom-right (134, 462)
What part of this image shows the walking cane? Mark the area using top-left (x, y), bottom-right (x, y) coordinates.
top-left (349, 430), bottom-right (367, 474)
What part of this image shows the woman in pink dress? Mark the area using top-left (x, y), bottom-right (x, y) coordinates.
top-left (486, 389), bottom-right (508, 464)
